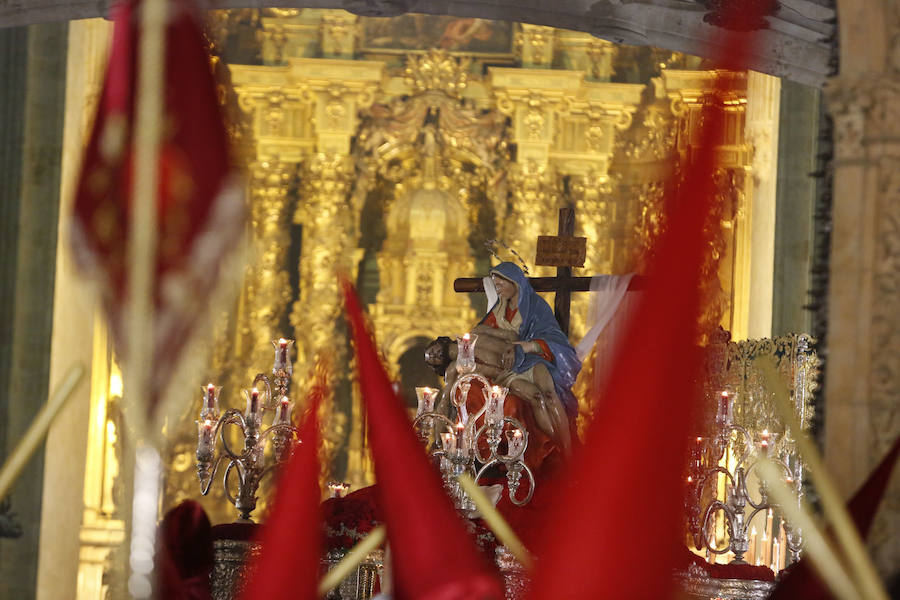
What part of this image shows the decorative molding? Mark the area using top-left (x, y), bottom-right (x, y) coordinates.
top-left (403, 50), bottom-right (470, 98)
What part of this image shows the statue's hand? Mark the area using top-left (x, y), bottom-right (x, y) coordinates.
top-left (501, 345), bottom-right (516, 369)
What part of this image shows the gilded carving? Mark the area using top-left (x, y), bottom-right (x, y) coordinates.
top-left (291, 153), bottom-right (355, 368)
top-left (403, 49), bottom-right (471, 98)
top-left (515, 24), bottom-right (555, 68)
top-left (505, 160), bottom-right (560, 271)
top-left (320, 12), bottom-right (358, 58)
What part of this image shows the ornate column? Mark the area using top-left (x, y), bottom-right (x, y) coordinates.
top-left (287, 58), bottom-right (382, 369)
top-left (825, 63), bottom-right (900, 576)
top-left (291, 152), bottom-right (355, 367)
top-left (241, 159), bottom-right (294, 376)
top-left (492, 69), bottom-right (579, 272)
top-left (744, 71), bottom-right (781, 339)
top-left (515, 24), bottom-right (555, 68)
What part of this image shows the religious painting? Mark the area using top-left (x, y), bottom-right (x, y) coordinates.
top-left (360, 14), bottom-right (514, 54)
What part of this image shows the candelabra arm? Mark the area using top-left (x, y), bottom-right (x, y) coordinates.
top-left (253, 373), bottom-right (274, 409)
top-left (257, 423), bottom-right (300, 444)
top-left (701, 499), bottom-right (734, 554)
top-left (199, 453), bottom-right (227, 496)
top-left (412, 413), bottom-right (454, 432)
top-left (222, 460), bottom-right (245, 507)
top-left (697, 465), bottom-right (736, 493)
top-left (216, 409), bottom-right (248, 459)
top-left (474, 458), bottom-right (500, 485)
top-left (744, 457), bottom-right (792, 510)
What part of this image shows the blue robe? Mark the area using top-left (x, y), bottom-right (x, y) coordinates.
top-left (480, 262), bottom-right (581, 418)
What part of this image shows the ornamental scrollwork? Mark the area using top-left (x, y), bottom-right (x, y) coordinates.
top-left (403, 49), bottom-right (471, 99)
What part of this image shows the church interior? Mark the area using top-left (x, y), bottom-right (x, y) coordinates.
top-left (0, 1), bottom-right (897, 599)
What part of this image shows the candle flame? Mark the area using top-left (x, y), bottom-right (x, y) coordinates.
top-left (462, 332), bottom-right (470, 340)
top-left (251, 387), bottom-right (259, 397)
top-left (279, 337), bottom-right (287, 346)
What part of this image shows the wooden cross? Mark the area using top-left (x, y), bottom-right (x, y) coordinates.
top-left (453, 208), bottom-right (642, 336)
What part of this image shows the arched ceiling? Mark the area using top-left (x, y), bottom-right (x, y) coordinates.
top-left (4, 0), bottom-right (835, 86)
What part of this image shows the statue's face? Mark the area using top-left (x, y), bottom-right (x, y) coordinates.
top-left (491, 274), bottom-right (517, 301)
top-left (424, 342), bottom-right (444, 366)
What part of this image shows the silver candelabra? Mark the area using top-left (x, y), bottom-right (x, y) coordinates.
top-left (687, 391), bottom-right (803, 569)
top-left (196, 338), bottom-right (300, 521)
top-left (414, 332), bottom-right (535, 512)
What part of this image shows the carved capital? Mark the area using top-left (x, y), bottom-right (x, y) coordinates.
top-left (320, 12), bottom-right (358, 58)
top-left (515, 24), bottom-right (555, 68)
top-left (403, 49), bottom-right (471, 98)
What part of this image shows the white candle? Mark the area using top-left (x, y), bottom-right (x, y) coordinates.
top-left (441, 431), bottom-right (457, 452)
top-left (748, 525), bottom-right (757, 564)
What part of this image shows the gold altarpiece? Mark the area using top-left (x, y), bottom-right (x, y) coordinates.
top-left (142, 9), bottom-right (766, 529)
top-left (57, 13), bottom-right (771, 572)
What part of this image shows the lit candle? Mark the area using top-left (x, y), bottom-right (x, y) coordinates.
top-left (197, 419), bottom-right (214, 450)
top-left (771, 537), bottom-right (780, 571)
top-left (415, 387), bottom-right (437, 417)
top-left (455, 332), bottom-right (477, 374)
top-left (205, 383), bottom-right (217, 410)
top-left (441, 431), bottom-right (457, 452)
top-left (272, 338), bottom-right (294, 376)
top-left (487, 385), bottom-right (508, 425)
top-left (716, 390), bottom-right (733, 426)
top-left (759, 429), bottom-right (771, 456)
top-left (764, 508), bottom-right (774, 567)
top-left (506, 429), bottom-right (525, 458)
top-left (327, 481), bottom-right (351, 498)
top-left (455, 421), bottom-right (466, 449)
top-left (275, 396), bottom-right (293, 423)
top-left (201, 383), bottom-right (219, 420)
top-left (246, 387), bottom-right (260, 417)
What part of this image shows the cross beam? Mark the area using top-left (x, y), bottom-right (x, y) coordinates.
top-left (455, 208), bottom-right (643, 336)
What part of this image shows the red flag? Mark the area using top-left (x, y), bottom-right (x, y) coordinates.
top-left (343, 282), bottom-right (504, 600)
top-left (241, 382), bottom-right (326, 600)
top-left (768, 435), bottom-right (900, 599)
top-left (525, 20), bottom-right (769, 600)
top-left (70, 0), bottom-right (243, 420)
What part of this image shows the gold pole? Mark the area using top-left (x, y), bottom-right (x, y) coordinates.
top-left (457, 473), bottom-right (534, 569)
top-left (127, 0), bottom-right (165, 439)
top-left (126, 0), bottom-right (166, 597)
top-left (0, 364), bottom-right (85, 500)
top-left (757, 359), bottom-right (888, 600)
top-left (317, 524), bottom-right (386, 597)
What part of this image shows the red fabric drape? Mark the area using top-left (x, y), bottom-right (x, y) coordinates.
top-left (72, 0), bottom-right (241, 420)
